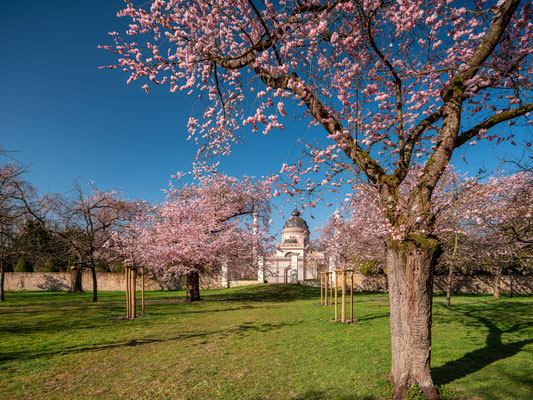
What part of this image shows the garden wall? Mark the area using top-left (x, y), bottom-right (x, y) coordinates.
top-left (3, 272), bottom-right (533, 294)
top-left (2, 272), bottom-right (256, 292)
top-left (303, 274), bottom-right (533, 295)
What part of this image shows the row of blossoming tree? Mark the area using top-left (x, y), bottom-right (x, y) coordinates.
top-left (319, 168), bottom-right (532, 304)
top-left (103, 0), bottom-right (532, 397)
top-left (1, 147), bottom-right (272, 305)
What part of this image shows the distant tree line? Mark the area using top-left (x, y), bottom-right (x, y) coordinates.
top-left (318, 166), bottom-right (533, 303)
top-left (1, 147), bottom-right (272, 303)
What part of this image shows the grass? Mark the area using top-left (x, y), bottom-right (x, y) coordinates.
top-left (0, 285), bottom-right (532, 400)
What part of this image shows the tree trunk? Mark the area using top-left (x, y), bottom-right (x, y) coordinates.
top-left (387, 237), bottom-right (440, 400)
top-left (91, 266), bottom-right (98, 302)
top-left (70, 267), bottom-right (84, 293)
top-left (493, 265), bottom-right (502, 299)
top-left (186, 272), bottom-right (201, 302)
top-left (0, 263), bottom-right (5, 302)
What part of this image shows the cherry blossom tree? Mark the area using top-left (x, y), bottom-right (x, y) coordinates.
top-left (135, 174), bottom-right (270, 302)
top-left (461, 172), bottom-right (532, 297)
top-left (318, 194), bottom-right (387, 272)
top-left (104, 1), bottom-right (532, 397)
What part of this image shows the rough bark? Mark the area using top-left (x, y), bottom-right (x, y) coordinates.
top-left (69, 267), bottom-right (84, 293)
top-left (186, 271), bottom-right (201, 302)
top-left (387, 236), bottom-right (440, 400)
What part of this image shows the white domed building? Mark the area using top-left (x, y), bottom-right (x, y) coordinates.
top-left (259, 208), bottom-right (325, 283)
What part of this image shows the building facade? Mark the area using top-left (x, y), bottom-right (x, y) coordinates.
top-left (259, 209), bottom-right (325, 283)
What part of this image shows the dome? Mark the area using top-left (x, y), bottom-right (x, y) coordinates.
top-left (283, 208), bottom-right (309, 230)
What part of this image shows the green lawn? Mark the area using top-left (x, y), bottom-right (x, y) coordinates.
top-left (0, 285), bottom-right (531, 400)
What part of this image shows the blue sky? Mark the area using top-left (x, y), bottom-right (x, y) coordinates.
top-left (1, 0), bottom-right (530, 238)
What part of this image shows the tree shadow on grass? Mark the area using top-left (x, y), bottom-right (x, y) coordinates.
top-left (206, 284), bottom-right (386, 304)
top-left (293, 390), bottom-right (379, 399)
top-left (433, 303), bottom-right (533, 386)
top-left (207, 284), bottom-right (320, 303)
top-left (0, 320), bottom-right (302, 364)
top-left (354, 312), bottom-right (389, 323)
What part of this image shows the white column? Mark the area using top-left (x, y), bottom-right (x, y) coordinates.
top-left (292, 254), bottom-right (300, 282)
top-left (257, 255), bottom-right (265, 283)
top-left (221, 261), bottom-right (230, 288)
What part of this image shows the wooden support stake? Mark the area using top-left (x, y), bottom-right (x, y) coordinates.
top-left (350, 271), bottom-right (354, 323)
top-left (341, 270), bottom-right (346, 323)
top-left (320, 272), bottom-right (323, 305)
top-left (131, 268), bottom-right (137, 319)
top-left (324, 273), bottom-right (328, 305)
top-left (128, 267), bottom-right (131, 319)
top-left (334, 271), bottom-right (338, 322)
top-left (128, 267), bottom-right (132, 319)
top-left (125, 267), bottom-right (129, 319)
top-left (329, 272), bottom-right (333, 305)
top-left (129, 267), bottom-right (133, 319)
top-left (141, 267), bottom-right (145, 315)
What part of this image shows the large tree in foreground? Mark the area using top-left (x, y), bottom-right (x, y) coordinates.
top-left (104, 1), bottom-right (532, 397)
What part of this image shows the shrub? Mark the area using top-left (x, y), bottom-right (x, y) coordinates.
top-left (14, 258), bottom-right (34, 272)
top-left (357, 259), bottom-right (385, 275)
top-left (114, 262), bottom-right (126, 274)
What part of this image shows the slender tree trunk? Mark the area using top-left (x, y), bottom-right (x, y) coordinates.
top-left (387, 236), bottom-right (440, 400)
top-left (1, 262), bottom-right (5, 302)
top-left (446, 234), bottom-right (458, 307)
top-left (493, 265), bottom-right (502, 299)
top-left (186, 272), bottom-right (201, 302)
top-left (70, 266), bottom-right (84, 293)
top-left (91, 265), bottom-right (98, 303)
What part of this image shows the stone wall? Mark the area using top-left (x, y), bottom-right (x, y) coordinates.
top-left (3, 272), bottom-right (533, 294)
top-left (433, 274), bottom-right (533, 295)
top-left (2, 272), bottom-right (258, 292)
top-left (303, 273), bottom-right (533, 295)
top-left (3, 272), bottom-right (180, 291)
